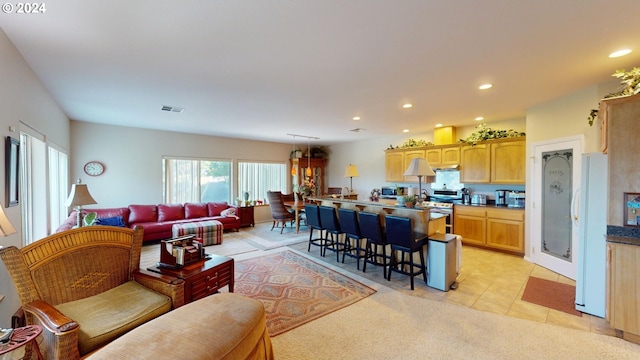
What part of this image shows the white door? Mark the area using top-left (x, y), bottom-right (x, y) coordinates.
top-left (531, 136), bottom-right (583, 279)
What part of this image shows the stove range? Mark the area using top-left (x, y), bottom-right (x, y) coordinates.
top-left (422, 201), bottom-right (454, 209)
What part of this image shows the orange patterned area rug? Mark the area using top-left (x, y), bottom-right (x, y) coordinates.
top-left (521, 276), bottom-right (582, 317)
top-left (234, 250), bottom-right (376, 336)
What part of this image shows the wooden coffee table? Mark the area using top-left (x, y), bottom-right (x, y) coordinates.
top-left (147, 254), bottom-right (234, 304)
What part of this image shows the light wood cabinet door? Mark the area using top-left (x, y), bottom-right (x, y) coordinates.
top-left (608, 242), bottom-right (640, 338)
top-left (425, 148), bottom-right (442, 167)
top-left (491, 140), bottom-right (525, 184)
top-left (385, 150), bottom-right (405, 182)
top-left (486, 217), bottom-right (524, 253)
top-left (454, 214), bottom-right (486, 246)
top-left (441, 145), bottom-right (460, 165)
top-left (461, 144), bottom-right (490, 183)
top-left (403, 149), bottom-right (426, 182)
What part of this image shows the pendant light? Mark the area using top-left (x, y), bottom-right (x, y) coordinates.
top-left (291, 135), bottom-right (297, 176)
top-left (306, 138), bottom-right (312, 177)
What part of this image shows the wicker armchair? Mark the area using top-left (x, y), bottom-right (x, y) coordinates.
top-left (266, 191), bottom-right (298, 233)
top-left (0, 226), bottom-right (185, 359)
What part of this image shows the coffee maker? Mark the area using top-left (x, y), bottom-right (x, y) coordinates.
top-left (461, 188), bottom-right (471, 204)
top-left (495, 190), bottom-right (507, 206)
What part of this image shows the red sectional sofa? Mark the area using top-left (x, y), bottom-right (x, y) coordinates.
top-left (56, 202), bottom-right (241, 242)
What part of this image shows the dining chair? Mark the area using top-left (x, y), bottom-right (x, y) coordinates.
top-left (385, 215), bottom-right (428, 290)
top-left (266, 191), bottom-right (296, 233)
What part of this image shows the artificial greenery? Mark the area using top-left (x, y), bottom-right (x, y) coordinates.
top-left (588, 67), bottom-right (640, 126)
top-left (460, 123), bottom-right (525, 145)
top-left (386, 138), bottom-right (434, 150)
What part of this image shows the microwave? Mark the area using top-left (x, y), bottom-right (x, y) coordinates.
top-left (381, 187), bottom-right (405, 197)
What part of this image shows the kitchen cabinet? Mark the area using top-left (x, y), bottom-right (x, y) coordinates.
top-left (491, 140), bottom-right (526, 184)
top-left (385, 150), bottom-right (405, 182)
top-left (426, 145), bottom-right (460, 168)
top-left (403, 149), bottom-right (425, 182)
top-left (453, 206), bottom-right (486, 246)
top-left (461, 144), bottom-right (490, 183)
top-left (454, 205), bottom-right (524, 255)
top-left (291, 158), bottom-right (326, 197)
top-left (607, 241), bottom-right (640, 343)
top-left (461, 138), bottom-right (525, 184)
top-left (486, 208), bottom-right (524, 253)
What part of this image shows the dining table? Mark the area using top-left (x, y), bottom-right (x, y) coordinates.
top-left (283, 200), bottom-right (307, 234)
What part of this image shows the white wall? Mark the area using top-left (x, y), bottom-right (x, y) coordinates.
top-left (70, 121), bottom-right (292, 208)
top-left (0, 28), bottom-right (70, 327)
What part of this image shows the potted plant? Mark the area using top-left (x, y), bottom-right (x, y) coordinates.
top-left (401, 195), bottom-right (416, 208)
top-left (310, 146), bottom-right (328, 159)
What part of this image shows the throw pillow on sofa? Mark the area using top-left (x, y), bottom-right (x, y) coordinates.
top-left (207, 202), bottom-right (229, 217)
top-left (96, 216), bottom-right (126, 227)
top-left (220, 208), bottom-right (238, 219)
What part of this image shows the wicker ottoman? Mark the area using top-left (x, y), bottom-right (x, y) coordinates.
top-left (172, 220), bottom-right (223, 246)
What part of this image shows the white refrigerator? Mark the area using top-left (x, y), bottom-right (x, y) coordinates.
top-left (575, 153), bottom-right (607, 317)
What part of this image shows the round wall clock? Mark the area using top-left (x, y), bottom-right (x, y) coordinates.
top-left (84, 161), bottom-right (105, 176)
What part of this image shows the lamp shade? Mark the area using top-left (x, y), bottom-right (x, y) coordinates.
top-left (344, 164), bottom-right (359, 178)
top-left (65, 180), bottom-right (97, 208)
top-left (403, 158), bottom-right (435, 177)
top-left (0, 205), bottom-right (16, 236)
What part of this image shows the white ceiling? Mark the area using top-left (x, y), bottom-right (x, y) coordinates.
top-left (2, 1), bottom-right (640, 145)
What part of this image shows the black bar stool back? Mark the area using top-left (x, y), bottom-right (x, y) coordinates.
top-left (305, 204), bottom-right (327, 256)
top-left (318, 206), bottom-right (345, 262)
top-left (358, 211), bottom-right (389, 278)
top-left (338, 208), bottom-right (365, 269)
top-left (385, 215), bottom-right (428, 290)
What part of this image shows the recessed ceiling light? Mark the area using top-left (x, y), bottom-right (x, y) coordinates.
top-left (609, 49), bottom-right (632, 58)
top-left (352, 116), bottom-right (361, 121)
top-left (402, 103), bottom-right (413, 109)
top-left (435, 123), bottom-right (443, 128)
top-left (478, 84), bottom-right (493, 90)
top-left (475, 116), bottom-right (484, 121)
top-left (403, 129), bottom-right (410, 133)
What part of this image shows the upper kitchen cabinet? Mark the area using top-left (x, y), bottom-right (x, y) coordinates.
top-left (385, 149), bottom-right (405, 182)
top-left (461, 138), bottom-right (525, 184)
top-left (403, 149), bottom-right (426, 182)
top-left (491, 139), bottom-right (526, 184)
top-left (426, 145), bottom-right (460, 168)
top-left (461, 144), bottom-right (491, 183)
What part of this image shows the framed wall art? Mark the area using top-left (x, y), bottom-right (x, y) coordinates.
top-left (624, 192), bottom-right (640, 227)
top-left (5, 136), bottom-right (19, 207)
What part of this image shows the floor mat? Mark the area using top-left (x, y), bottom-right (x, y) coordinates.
top-left (521, 276), bottom-right (582, 316)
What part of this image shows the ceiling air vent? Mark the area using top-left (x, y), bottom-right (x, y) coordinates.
top-left (161, 105), bottom-right (185, 113)
top-left (350, 128), bottom-right (366, 132)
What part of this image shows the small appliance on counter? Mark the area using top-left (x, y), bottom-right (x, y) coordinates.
top-left (507, 191), bottom-right (525, 208)
top-left (461, 188), bottom-right (471, 204)
top-left (471, 194), bottom-right (487, 205)
top-left (495, 190), bottom-right (508, 206)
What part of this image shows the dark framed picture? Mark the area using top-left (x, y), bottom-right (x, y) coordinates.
top-left (624, 192), bottom-right (640, 227)
top-left (5, 136), bottom-right (19, 207)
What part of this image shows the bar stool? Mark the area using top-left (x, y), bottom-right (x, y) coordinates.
top-left (385, 215), bottom-right (428, 290)
top-left (318, 206), bottom-right (345, 262)
top-left (305, 204), bottom-right (327, 256)
top-left (359, 211), bottom-right (390, 278)
top-left (338, 208), bottom-right (365, 269)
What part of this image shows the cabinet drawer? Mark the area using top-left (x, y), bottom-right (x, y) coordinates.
top-left (487, 209), bottom-right (524, 221)
top-left (190, 267), bottom-right (233, 301)
top-left (454, 206), bottom-right (486, 217)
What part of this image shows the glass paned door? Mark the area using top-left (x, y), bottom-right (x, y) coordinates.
top-left (541, 150), bottom-right (573, 260)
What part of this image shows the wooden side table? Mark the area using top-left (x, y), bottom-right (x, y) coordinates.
top-left (238, 206), bottom-right (255, 227)
top-left (147, 254), bottom-right (234, 304)
top-left (0, 325), bottom-right (44, 360)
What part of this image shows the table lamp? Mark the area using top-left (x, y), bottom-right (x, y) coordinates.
top-left (344, 164), bottom-right (359, 193)
top-left (403, 158), bottom-right (435, 203)
top-left (65, 179), bottom-right (97, 228)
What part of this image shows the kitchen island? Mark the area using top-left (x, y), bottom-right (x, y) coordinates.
top-left (308, 197), bottom-right (445, 235)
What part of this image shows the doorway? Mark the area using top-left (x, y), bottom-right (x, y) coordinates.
top-left (531, 136), bottom-right (583, 279)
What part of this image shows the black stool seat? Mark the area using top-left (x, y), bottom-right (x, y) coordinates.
top-left (385, 215), bottom-right (428, 290)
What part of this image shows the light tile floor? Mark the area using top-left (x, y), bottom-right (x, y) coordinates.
top-left (288, 240), bottom-right (617, 337)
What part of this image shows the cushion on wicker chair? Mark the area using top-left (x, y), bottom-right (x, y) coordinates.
top-left (55, 281), bottom-right (172, 355)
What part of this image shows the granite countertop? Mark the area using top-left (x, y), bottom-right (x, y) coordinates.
top-left (607, 225), bottom-right (640, 246)
top-left (455, 203), bottom-right (525, 210)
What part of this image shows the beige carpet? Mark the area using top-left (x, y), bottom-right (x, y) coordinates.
top-left (272, 250), bottom-right (640, 360)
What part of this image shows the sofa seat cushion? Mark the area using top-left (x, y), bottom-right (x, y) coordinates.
top-left (55, 281), bottom-right (172, 355)
top-left (85, 293), bottom-right (273, 360)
